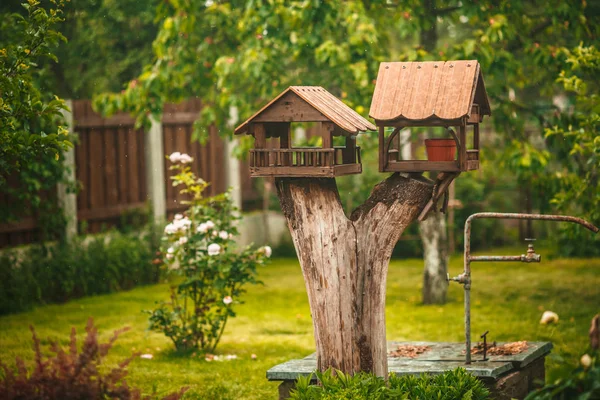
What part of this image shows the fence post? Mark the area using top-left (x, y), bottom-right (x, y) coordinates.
top-left (224, 139), bottom-right (242, 210)
top-left (225, 106), bottom-right (242, 210)
top-left (145, 117), bottom-right (167, 222)
top-left (57, 99), bottom-right (78, 241)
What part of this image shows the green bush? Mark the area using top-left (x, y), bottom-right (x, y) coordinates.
top-left (291, 368), bottom-right (490, 400)
top-left (525, 351), bottom-right (599, 400)
top-left (146, 153), bottom-right (269, 353)
top-left (0, 227), bottom-right (161, 315)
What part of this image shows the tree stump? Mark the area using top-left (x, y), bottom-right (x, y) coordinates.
top-left (275, 173), bottom-right (432, 376)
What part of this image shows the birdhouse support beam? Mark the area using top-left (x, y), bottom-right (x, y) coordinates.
top-left (276, 174), bottom-right (431, 376)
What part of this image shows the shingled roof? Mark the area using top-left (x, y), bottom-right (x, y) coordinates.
top-left (369, 60), bottom-right (491, 123)
top-left (235, 86), bottom-right (376, 136)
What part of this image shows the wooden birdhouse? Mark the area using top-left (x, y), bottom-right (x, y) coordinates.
top-left (235, 86), bottom-right (375, 178)
top-left (370, 60), bottom-right (491, 174)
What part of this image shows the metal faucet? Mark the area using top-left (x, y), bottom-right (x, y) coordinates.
top-left (449, 213), bottom-right (599, 364)
top-left (523, 238), bottom-right (541, 262)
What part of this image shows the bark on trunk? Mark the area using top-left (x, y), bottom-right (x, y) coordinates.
top-left (419, 211), bottom-right (449, 304)
top-left (275, 173), bottom-right (431, 376)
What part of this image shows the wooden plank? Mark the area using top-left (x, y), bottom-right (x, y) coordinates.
top-left (404, 62), bottom-right (436, 120)
top-left (473, 123), bottom-right (480, 149)
top-left (459, 125), bottom-right (467, 171)
top-left (117, 127), bottom-right (129, 204)
top-left (467, 150), bottom-right (479, 161)
top-left (210, 125), bottom-right (225, 194)
top-left (162, 112), bottom-right (200, 125)
top-left (280, 123), bottom-right (291, 166)
top-left (79, 202), bottom-right (147, 221)
top-left (74, 113), bottom-right (135, 128)
top-left (294, 87), bottom-right (374, 133)
top-left (321, 122), bottom-right (334, 166)
top-left (104, 127), bottom-right (119, 206)
top-left (137, 128), bottom-right (147, 201)
top-left (0, 218), bottom-right (37, 234)
top-left (418, 172), bottom-right (459, 221)
top-left (75, 128), bottom-right (88, 212)
top-left (250, 166), bottom-right (334, 177)
top-left (253, 123), bottom-right (267, 168)
top-left (127, 128), bottom-right (139, 203)
top-left (88, 129), bottom-right (104, 210)
top-left (333, 164), bottom-right (362, 176)
top-left (467, 105), bottom-right (480, 124)
top-left (385, 160), bottom-right (460, 172)
top-left (467, 160), bottom-right (479, 170)
top-left (252, 92), bottom-right (330, 123)
top-left (388, 118), bottom-right (464, 128)
top-left (343, 136), bottom-right (356, 164)
top-left (379, 126), bottom-right (386, 172)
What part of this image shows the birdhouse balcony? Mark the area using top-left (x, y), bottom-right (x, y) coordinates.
top-left (249, 146), bottom-right (362, 177)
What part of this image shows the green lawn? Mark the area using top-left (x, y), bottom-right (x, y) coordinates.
top-left (1, 251), bottom-right (598, 399)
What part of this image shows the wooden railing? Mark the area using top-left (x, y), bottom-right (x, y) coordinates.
top-left (250, 146), bottom-right (361, 168)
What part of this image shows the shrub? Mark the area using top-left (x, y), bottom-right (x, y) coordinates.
top-left (0, 227), bottom-right (161, 315)
top-left (291, 368), bottom-right (490, 400)
top-left (0, 318), bottom-right (187, 400)
top-left (146, 153), bottom-right (270, 353)
top-left (525, 351), bottom-right (599, 399)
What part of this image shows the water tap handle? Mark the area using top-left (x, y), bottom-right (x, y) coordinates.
top-left (523, 238), bottom-right (541, 262)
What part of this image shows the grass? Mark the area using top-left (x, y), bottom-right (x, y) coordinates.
top-left (0, 249), bottom-right (598, 399)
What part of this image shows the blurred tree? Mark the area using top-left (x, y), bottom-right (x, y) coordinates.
top-left (93, 0), bottom-right (599, 280)
top-left (93, 1), bottom-right (387, 150)
top-left (0, 0), bottom-right (73, 236)
top-left (545, 44), bottom-right (600, 256)
top-left (51, 0), bottom-right (160, 98)
top-left (0, 0), bottom-right (160, 99)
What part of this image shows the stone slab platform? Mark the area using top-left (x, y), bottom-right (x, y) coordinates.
top-left (267, 341), bottom-right (552, 381)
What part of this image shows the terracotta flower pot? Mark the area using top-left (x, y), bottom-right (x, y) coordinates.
top-left (425, 138), bottom-right (456, 161)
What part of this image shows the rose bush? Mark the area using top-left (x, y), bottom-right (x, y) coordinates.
top-left (146, 153), bottom-right (270, 352)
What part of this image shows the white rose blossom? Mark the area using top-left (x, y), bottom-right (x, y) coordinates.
top-left (179, 153), bottom-right (193, 164)
top-left (208, 243), bottom-right (221, 256)
top-left (166, 246), bottom-right (175, 260)
top-left (169, 152), bottom-right (182, 163)
top-left (178, 236), bottom-right (188, 245)
top-left (205, 221), bottom-right (215, 230)
top-left (219, 230), bottom-right (229, 240)
top-left (174, 213), bottom-right (183, 220)
top-left (164, 223), bottom-right (177, 235)
top-left (260, 246), bottom-right (272, 258)
top-left (196, 223), bottom-right (208, 233)
top-left (223, 296), bottom-right (233, 305)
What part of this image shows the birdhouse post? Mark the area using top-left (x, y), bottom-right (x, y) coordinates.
top-left (236, 67), bottom-right (489, 377)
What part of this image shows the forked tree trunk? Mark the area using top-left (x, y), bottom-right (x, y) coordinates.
top-left (419, 211), bottom-right (449, 304)
top-left (275, 173), bottom-right (431, 376)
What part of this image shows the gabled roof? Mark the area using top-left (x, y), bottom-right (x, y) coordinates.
top-left (235, 86), bottom-right (376, 135)
top-left (369, 60), bottom-right (491, 123)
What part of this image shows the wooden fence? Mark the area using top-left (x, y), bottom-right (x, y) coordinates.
top-left (0, 99), bottom-right (261, 248)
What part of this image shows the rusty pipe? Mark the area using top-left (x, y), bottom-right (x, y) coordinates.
top-left (457, 212), bottom-right (598, 364)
